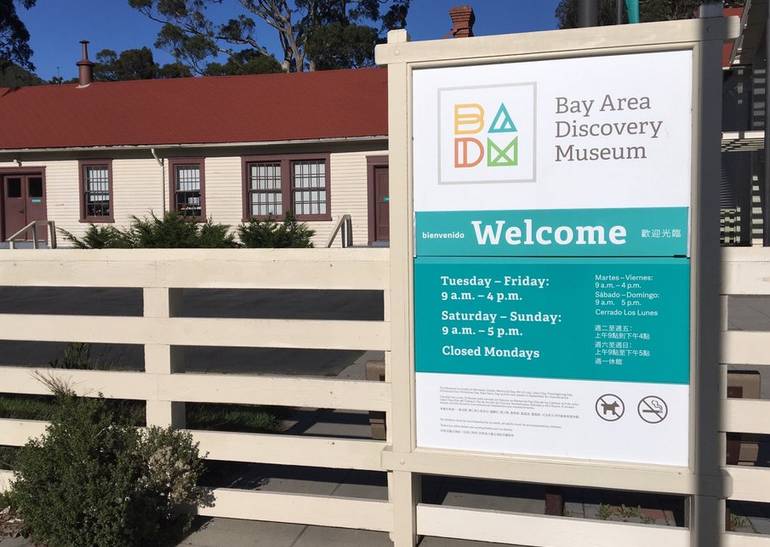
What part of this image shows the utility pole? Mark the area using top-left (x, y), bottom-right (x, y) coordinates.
top-left (578, 0), bottom-right (598, 27)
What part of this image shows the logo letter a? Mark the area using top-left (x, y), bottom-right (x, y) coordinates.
top-left (454, 104), bottom-right (484, 135)
top-left (489, 103), bottom-right (517, 133)
top-left (455, 138), bottom-right (484, 168)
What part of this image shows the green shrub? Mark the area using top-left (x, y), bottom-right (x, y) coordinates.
top-left (48, 342), bottom-right (104, 370)
top-left (0, 445), bottom-right (18, 469)
top-left (7, 391), bottom-right (208, 546)
top-left (238, 212), bottom-right (315, 248)
top-left (59, 224), bottom-right (134, 249)
top-left (61, 212), bottom-right (237, 249)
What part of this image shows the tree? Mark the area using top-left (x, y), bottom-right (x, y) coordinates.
top-left (1, 0), bottom-right (37, 86)
top-left (0, 0), bottom-right (36, 70)
top-left (128, 0), bottom-right (410, 72)
top-left (204, 48), bottom-right (282, 75)
top-left (0, 61), bottom-right (41, 87)
top-left (93, 47), bottom-right (193, 81)
top-left (555, 0), bottom-right (704, 28)
top-left (95, 47), bottom-right (158, 81)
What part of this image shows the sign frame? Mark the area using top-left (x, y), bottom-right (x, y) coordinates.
top-left (377, 15), bottom-right (733, 547)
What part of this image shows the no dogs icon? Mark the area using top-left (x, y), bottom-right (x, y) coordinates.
top-left (595, 394), bottom-right (624, 422)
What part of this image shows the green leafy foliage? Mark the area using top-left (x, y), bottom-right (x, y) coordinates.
top-left (0, 62), bottom-right (42, 87)
top-left (61, 212), bottom-right (238, 248)
top-left (203, 49), bottom-right (283, 76)
top-left (130, 0), bottom-right (410, 73)
top-left (187, 403), bottom-right (281, 433)
top-left (48, 342), bottom-right (104, 370)
top-left (0, 0), bottom-right (37, 72)
top-left (0, 392), bottom-right (146, 425)
top-left (59, 224), bottom-right (133, 249)
top-left (0, 445), bottom-right (18, 470)
top-left (6, 391), bottom-right (208, 546)
top-left (238, 212), bottom-right (315, 248)
top-left (304, 22), bottom-right (378, 69)
top-left (90, 47), bottom-right (193, 81)
top-left (555, 0), bottom-right (705, 28)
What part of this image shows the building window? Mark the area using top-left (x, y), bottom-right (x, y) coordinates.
top-left (79, 160), bottom-right (113, 222)
top-left (170, 159), bottom-right (205, 219)
top-left (243, 155), bottom-right (330, 221)
top-left (292, 160), bottom-right (327, 217)
top-left (247, 162), bottom-right (283, 217)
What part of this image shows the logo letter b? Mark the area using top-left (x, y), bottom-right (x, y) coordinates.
top-left (454, 104), bottom-right (485, 135)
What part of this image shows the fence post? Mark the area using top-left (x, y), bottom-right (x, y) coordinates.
top-left (689, 25), bottom-right (726, 547)
top-left (143, 287), bottom-right (185, 428)
top-left (384, 28), bottom-right (420, 547)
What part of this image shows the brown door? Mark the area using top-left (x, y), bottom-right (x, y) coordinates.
top-left (3, 174), bottom-right (47, 241)
top-left (373, 165), bottom-right (389, 243)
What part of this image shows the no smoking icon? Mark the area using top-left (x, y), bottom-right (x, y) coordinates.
top-left (638, 396), bottom-right (668, 423)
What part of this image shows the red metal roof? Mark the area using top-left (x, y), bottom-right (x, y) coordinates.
top-left (0, 67), bottom-right (388, 150)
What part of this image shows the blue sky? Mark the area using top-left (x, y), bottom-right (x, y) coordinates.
top-left (19, 1), bottom-right (562, 80)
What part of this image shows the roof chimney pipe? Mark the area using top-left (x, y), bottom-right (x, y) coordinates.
top-left (77, 40), bottom-right (94, 87)
top-left (449, 5), bottom-right (475, 38)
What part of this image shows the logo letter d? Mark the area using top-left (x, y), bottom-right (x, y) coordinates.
top-left (455, 137), bottom-right (484, 168)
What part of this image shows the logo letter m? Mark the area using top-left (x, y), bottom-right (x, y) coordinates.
top-left (487, 137), bottom-right (518, 167)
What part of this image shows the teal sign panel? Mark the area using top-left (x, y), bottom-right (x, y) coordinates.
top-left (415, 206), bottom-right (688, 257)
top-left (414, 257), bottom-right (690, 384)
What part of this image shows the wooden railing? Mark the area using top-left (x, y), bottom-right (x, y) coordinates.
top-left (0, 248), bottom-right (391, 531)
top-left (0, 247), bottom-right (768, 546)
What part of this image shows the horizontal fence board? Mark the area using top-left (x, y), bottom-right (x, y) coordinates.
top-left (161, 374), bottom-right (391, 411)
top-left (0, 315), bottom-right (390, 351)
top-left (0, 469), bottom-right (12, 492)
top-left (723, 248), bottom-right (770, 296)
top-left (0, 367), bottom-right (391, 411)
top-left (723, 398), bottom-right (770, 434)
top-left (383, 449), bottom-right (702, 496)
top-left (724, 533), bottom-right (770, 547)
top-left (726, 466), bottom-right (770, 503)
top-left (0, 248), bottom-right (389, 290)
top-left (0, 367), bottom-right (156, 400)
top-left (0, 419), bottom-right (387, 472)
top-left (190, 430), bottom-right (386, 470)
top-left (0, 418), bottom-right (47, 447)
top-left (198, 488), bottom-right (392, 532)
top-left (416, 505), bottom-right (688, 547)
top-left (722, 331), bottom-right (770, 366)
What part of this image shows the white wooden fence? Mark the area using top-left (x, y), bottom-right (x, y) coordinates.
top-left (0, 246), bottom-right (768, 546)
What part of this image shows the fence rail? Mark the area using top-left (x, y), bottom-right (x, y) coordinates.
top-left (0, 247), bottom-right (768, 545)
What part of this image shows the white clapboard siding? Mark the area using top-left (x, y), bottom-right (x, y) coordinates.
top-left (203, 156), bottom-right (243, 229)
top-left (112, 158), bottom-right (164, 226)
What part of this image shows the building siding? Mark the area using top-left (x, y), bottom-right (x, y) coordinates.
top-left (1, 148), bottom-right (387, 247)
top-left (113, 158), bottom-right (164, 229)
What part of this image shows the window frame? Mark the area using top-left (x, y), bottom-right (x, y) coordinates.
top-left (168, 157), bottom-right (206, 221)
top-left (241, 153), bottom-right (331, 222)
top-left (79, 159), bottom-right (114, 223)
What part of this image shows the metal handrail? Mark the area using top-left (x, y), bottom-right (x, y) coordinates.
top-left (326, 214), bottom-right (353, 248)
top-left (7, 220), bottom-right (57, 249)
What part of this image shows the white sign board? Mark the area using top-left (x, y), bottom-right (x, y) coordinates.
top-left (412, 50), bottom-right (693, 467)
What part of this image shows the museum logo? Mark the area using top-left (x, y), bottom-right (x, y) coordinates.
top-left (454, 102), bottom-right (519, 168)
top-left (439, 83), bottom-right (536, 184)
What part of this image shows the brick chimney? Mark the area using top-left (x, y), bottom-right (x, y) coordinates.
top-left (77, 40), bottom-right (94, 87)
top-left (449, 5), bottom-right (475, 38)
